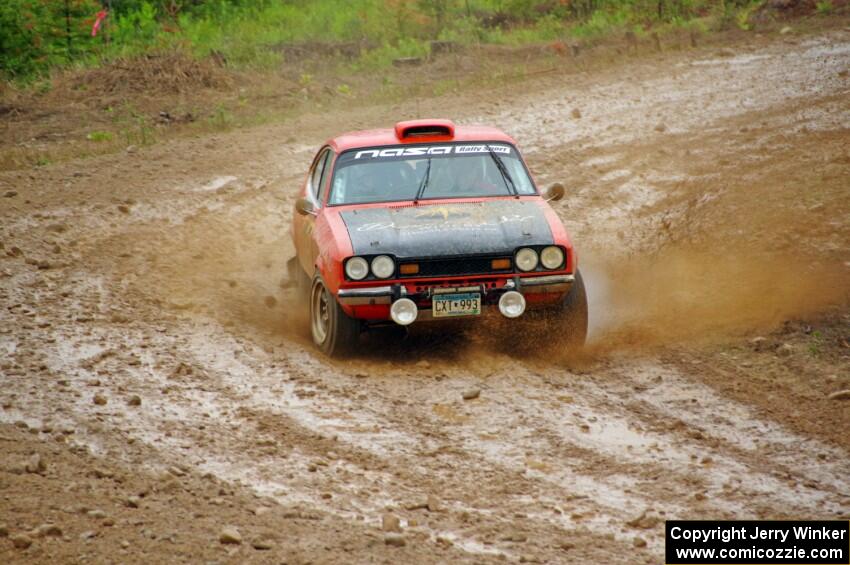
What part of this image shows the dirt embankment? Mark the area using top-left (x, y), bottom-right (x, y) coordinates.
top-left (1, 23), bottom-right (849, 564)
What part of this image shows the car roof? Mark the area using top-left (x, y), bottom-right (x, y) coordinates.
top-left (327, 120), bottom-right (518, 153)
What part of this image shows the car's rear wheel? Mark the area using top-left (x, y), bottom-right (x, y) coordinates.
top-left (310, 276), bottom-right (360, 357)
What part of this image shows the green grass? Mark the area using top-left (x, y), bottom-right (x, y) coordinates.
top-left (118, 111), bottom-right (157, 147)
top-left (816, 0), bottom-right (833, 14)
top-left (356, 40), bottom-right (430, 71)
top-left (86, 131), bottom-right (114, 142)
top-left (207, 104), bottom-right (233, 131)
top-left (2, 0), bottom-right (741, 82)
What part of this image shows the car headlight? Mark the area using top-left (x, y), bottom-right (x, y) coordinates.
top-left (515, 247), bottom-right (539, 272)
top-left (540, 246), bottom-right (564, 270)
top-left (345, 256), bottom-right (369, 280)
top-left (371, 255), bottom-right (394, 279)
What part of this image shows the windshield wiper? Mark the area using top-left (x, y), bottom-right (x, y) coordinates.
top-left (414, 157), bottom-right (432, 203)
top-left (486, 144), bottom-right (518, 196)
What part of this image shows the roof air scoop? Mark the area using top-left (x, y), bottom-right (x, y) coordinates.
top-left (394, 119), bottom-right (455, 141)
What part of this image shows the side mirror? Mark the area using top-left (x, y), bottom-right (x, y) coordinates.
top-left (544, 182), bottom-right (565, 202)
top-left (295, 197), bottom-right (316, 216)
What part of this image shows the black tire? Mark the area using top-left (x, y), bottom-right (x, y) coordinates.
top-left (309, 275), bottom-right (360, 357)
top-left (529, 269), bottom-right (587, 348)
top-left (558, 269), bottom-right (589, 348)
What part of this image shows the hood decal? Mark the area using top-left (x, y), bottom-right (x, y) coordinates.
top-left (340, 200), bottom-right (553, 258)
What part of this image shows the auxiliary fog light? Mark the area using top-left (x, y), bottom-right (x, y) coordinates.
top-left (390, 298), bottom-right (418, 326)
top-left (498, 291), bottom-right (526, 318)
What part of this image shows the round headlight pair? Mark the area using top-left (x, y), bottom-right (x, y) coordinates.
top-left (371, 255), bottom-right (394, 278)
top-left (345, 255), bottom-right (394, 280)
top-left (540, 246), bottom-right (565, 270)
top-left (515, 246), bottom-right (564, 272)
top-left (515, 248), bottom-right (539, 272)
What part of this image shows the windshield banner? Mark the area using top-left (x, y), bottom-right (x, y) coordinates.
top-left (348, 144), bottom-right (512, 162)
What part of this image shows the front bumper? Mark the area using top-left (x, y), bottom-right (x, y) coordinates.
top-left (337, 274), bottom-right (574, 307)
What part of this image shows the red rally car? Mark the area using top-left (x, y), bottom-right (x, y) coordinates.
top-left (288, 119), bottom-right (587, 356)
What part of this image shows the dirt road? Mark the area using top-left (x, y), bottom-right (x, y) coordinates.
top-left (1, 27), bottom-right (849, 563)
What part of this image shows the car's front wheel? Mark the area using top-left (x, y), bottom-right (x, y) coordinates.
top-left (556, 269), bottom-right (588, 347)
top-left (529, 269), bottom-right (588, 348)
top-left (310, 276), bottom-right (360, 357)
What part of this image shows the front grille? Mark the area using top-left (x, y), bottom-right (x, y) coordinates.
top-left (399, 255), bottom-right (512, 278)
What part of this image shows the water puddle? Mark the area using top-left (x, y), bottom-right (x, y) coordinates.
top-left (196, 175), bottom-right (238, 192)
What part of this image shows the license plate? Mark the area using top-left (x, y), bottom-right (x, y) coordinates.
top-left (432, 293), bottom-right (481, 318)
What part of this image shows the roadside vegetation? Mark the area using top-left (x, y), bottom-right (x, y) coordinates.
top-left (0, 0), bottom-right (845, 171)
top-left (1, 0), bottom-right (792, 80)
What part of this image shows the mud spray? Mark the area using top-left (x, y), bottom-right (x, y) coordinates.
top-left (584, 247), bottom-right (848, 349)
top-left (131, 206), bottom-right (849, 366)
top-left (116, 156), bottom-right (848, 367)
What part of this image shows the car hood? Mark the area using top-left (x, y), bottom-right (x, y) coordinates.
top-left (339, 199), bottom-right (554, 258)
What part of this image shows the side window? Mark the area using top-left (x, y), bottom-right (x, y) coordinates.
top-left (309, 148), bottom-right (329, 201)
top-left (317, 151), bottom-right (334, 203)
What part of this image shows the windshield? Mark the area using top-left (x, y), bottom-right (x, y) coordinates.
top-left (328, 142), bottom-right (537, 205)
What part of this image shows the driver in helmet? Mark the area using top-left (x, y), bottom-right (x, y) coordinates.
top-left (446, 157), bottom-right (499, 195)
